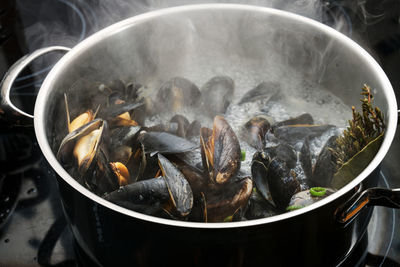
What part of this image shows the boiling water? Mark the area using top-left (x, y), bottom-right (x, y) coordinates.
top-left (144, 67), bottom-right (352, 191)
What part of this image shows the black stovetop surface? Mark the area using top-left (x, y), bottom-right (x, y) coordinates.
top-left (1, 0), bottom-right (400, 266)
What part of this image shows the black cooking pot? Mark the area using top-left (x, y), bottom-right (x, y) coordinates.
top-left (1, 4), bottom-right (399, 266)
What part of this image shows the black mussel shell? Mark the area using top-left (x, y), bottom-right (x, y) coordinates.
top-left (242, 116), bottom-right (271, 150)
top-left (238, 81), bottom-right (281, 105)
top-left (206, 176), bottom-right (253, 222)
top-left (311, 136), bottom-right (338, 187)
top-left (138, 131), bottom-right (198, 155)
top-left (104, 177), bottom-right (169, 214)
top-left (57, 119), bottom-right (105, 170)
top-left (267, 157), bottom-right (301, 210)
top-left (299, 137), bottom-right (313, 181)
top-left (273, 124), bottom-right (335, 145)
top-left (267, 144), bottom-right (297, 169)
top-left (188, 193), bottom-right (207, 222)
top-left (251, 151), bottom-right (271, 203)
top-left (170, 114), bottom-right (190, 138)
top-left (186, 120), bottom-right (201, 138)
top-left (100, 101), bottom-right (144, 120)
top-left (167, 155), bottom-right (208, 196)
top-left (155, 77), bottom-right (201, 112)
top-left (158, 154), bottom-right (193, 216)
top-left (126, 143), bottom-right (147, 183)
top-left (272, 113), bottom-right (314, 130)
top-left (110, 126), bottom-right (142, 148)
top-left (200, 116), bottom-right (241, 185)
top-left (200, 76), bottom-right (234, 117)
top-left (245, 189), bottom-right (279, 220)
top-left (85, 148), bottom-right (120, 195)
top-left (251, 145), bottom-right (300, 211)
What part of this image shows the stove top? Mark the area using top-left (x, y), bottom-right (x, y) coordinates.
top-left (1, 0), bottom-right (400, 266)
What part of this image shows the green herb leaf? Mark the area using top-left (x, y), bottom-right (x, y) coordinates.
top-left (241, 150), bottom-right (246, 161)
top-left (310, 187), bottom-right (327, 197)
top-left (331, 133), bottom-right (383, 189)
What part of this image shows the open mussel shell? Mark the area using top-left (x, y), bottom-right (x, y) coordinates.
top-left (200, 115), bottom-right (241, 185)
top-left (238, 81), bottom-right (281, 105)
top-left (138, 131), bottom-right (198, 155)
top-left (104, 154), bottom-right (194, 218)
top-left (200, 76), bottom-right (234, 117)
top-left (155, 77), bottom-right (201, 113)
top-left (206, 176), bottom-right (253, 222)
top-left (241, 115), bottom-right (271, 150)
top-left (125, 143), bottom-right (147, 183)
top-left (158, 154), bottom-right (193, 217)
top-left (57, 119), bottom-right (105, 174)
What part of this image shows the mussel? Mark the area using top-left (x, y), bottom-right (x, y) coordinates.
top-left (238, 81), bottom-right (281, 105)
top-left (273, 124), bottom-right (334, 145)
top-left (57, 119), bottom-right (106, 176)
top-left (206, 176), bottom-right (253, 222)
top-left (64, 93), bottom-right (99, 133)
top-left (138, 131), bottom-right (198, 155)
top-left (251, 144), bottom-right (301, 210)
top-left (200, 76), bottom-right (234, 117)
top-left (241, 115), bottom-right (272, 150)
top-left (104, 154), bottom-right (193, 217)
top-left (155, 77), bottom-right (201, 112)
top-left (310, 136), bottom-right (338, 187)
top-left (200, 115), bottom-right (241, 185)
top-left (272, 113), bottom-right (314, 130)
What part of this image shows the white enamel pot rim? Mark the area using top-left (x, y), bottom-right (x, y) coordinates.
top-left (32, 4), bottom-right (397, 229)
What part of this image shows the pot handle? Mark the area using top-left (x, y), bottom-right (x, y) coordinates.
top-left (0, 46), bottom-right (71, 120)
top-left (336, 187), bottom-right (400, 226)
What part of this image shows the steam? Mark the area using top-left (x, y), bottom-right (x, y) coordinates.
top-left (15, 0), bottom-right (354, 51)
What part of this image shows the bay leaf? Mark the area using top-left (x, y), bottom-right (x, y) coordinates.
top-left (331, 133), bottom-right (384, 189)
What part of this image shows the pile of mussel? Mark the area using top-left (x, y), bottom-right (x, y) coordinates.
top-left (57, 76), bottom-right (342, 222)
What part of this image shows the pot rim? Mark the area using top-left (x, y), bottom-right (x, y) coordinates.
top-left (34, 3), bottom-right (397, 229)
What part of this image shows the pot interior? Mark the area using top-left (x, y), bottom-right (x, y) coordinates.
top-left (37, 4), bottom-right (395, 223)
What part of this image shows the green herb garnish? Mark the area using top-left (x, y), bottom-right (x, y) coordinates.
top-left (286, 205), bottom-right (303, 211)
top-left (310, 187), bottom-right (327, 197)
top-left (241, 150), bottom-right (246, 161)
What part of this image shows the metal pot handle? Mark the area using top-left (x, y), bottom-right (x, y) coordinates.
top-left (0, 46), bottom-right (71, 120)
top-left (337, 187), bottom-right (400, 226)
